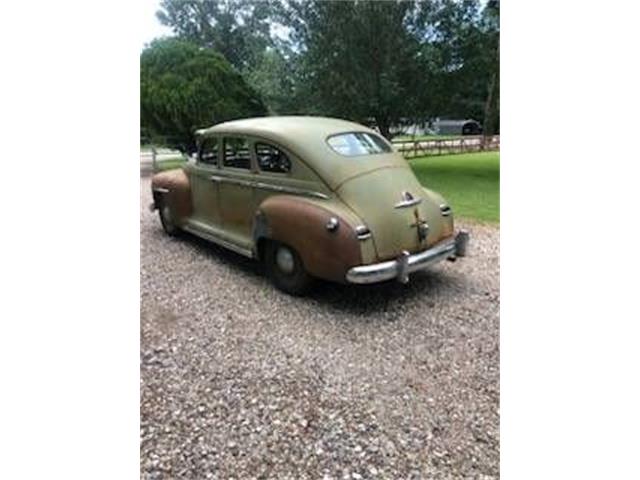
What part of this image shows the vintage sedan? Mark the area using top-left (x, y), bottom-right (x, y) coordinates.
top-left (150, 116), bottom-right (468, 294)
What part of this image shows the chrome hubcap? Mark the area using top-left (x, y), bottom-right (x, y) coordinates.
top-left (275, 246), bottom-right (295, 274)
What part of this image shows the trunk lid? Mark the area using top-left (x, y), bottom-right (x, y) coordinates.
top-left (336, 166), bottom-right (452, 261)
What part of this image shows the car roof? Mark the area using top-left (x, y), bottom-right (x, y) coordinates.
top-left (198, 116), bottom-right (369, 141)
top-left (196, 116), bottom-right (408, 190)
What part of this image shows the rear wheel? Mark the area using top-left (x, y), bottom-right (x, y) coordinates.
top-left (264, 241), bottom-right (313, 295)
top-left (158, 197), bottom-right (179, 236)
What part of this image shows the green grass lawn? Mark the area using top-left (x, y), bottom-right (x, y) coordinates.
top-left (154, 158), bottom-right (186, 171)
top-left (410, 151), bottom-right (499, 223)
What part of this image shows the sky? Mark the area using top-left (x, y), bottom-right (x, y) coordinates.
top-left (141, 0), bottom-right (172, 51)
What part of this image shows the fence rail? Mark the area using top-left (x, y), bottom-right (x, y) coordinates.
top-left (392, 135), bottom-right (500, 159)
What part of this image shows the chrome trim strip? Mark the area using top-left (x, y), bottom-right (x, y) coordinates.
top-left (210, 175), bottom-right (329, 199)
top-left (254, 182), bottom-right (330, 199)
top-left (182, 224), bottom-right (254, 258)
top-left (345, 232), bottom-right (469, 284)
top-left (394, 197), bottom-right (422, 209)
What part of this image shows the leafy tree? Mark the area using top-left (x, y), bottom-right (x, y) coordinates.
top-left (156, 0), bottom-right (281, 71)
top-left (245, 47), bottom-right (300, 114)
top-left (413, 0), bottom-right (499, 130)
top-left (481, 0), bottom-right (499, 134)
top-left (151, 0), bottom-right (499, 136)
top-left (140, 38), bottom-right (267, 152)
top-left (278, 0), bottom-right (426, 139)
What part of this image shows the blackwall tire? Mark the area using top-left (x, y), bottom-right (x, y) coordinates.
top-left (264, 241), bottom-right (313, 295)
top-left (158, 198), bottom-right (179, 236)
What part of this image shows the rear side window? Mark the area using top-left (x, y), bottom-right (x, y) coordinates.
top-left (255, 143), bottom-right (291, 174)
top-left (199, 137), bottom-right (219, 165)
top-left (223, 137), bottom-right (251, 169)
top-left (327, 132), bottom-right (392, 156)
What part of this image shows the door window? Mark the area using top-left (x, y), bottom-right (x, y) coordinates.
top-left (198, 137), bottom-right (219, 165)
top-left (223, 137), bottom-right (251, 170)
top-left (255, 143), bottom-right (292, 174)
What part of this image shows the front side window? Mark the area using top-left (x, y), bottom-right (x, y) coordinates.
top-left (255, 143), bottom-right (291, 174)
top-left (199, 137), bottom-right (219, 165)
top-left (223, 137), bottom-right (251, 169)
top-left (327, 132), bottom-right (392, 157)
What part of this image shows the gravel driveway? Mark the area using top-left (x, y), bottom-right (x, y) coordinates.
top-left (140, 176), bottom-right (500, 479)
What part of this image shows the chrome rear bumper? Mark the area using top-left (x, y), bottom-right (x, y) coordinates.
top-left (345, 231), bottom-right (469, 284)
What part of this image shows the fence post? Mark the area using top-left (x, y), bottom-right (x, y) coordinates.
top-left (151, 146), bottom-right (157, 172)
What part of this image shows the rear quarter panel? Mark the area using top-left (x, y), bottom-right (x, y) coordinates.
top-left (256, 196), bottom-right (374, 283)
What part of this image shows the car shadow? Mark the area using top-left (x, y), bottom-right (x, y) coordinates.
top-left (176, 229), bottom-right (264, 278)
top-left (306, 269), bottom-right (467, 316)
top-left (172, 229), bottom-right (467, 316)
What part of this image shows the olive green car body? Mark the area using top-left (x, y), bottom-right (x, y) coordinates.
top-left (150, 116), bottom-right (467, 291)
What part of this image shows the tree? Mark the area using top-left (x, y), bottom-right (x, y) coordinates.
top-left (278, 0), bottom-right (426, 139)
top-left (245, 47), bottom-right (299, 114)
top-left (140, 38), bottom-right (267, 152)
top-left (412, 0), bottom-right (499, 130)
top-left (156, 0), bottom-right (281, 71)
top-left (481, 0), bottom-right (500, 135)
top-left (152, 0), bottom-right (499, 136)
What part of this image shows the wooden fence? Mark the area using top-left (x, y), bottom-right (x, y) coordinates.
top-left (392, 135), bottom-right (500, 159)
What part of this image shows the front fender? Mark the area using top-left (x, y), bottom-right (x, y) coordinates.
top-left (255, 196), bottom-right (362, 283)
top-left (151, 169), bottom-right (192, 224)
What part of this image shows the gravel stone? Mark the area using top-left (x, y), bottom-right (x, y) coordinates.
top-left (140, 176), bottom-right (500, 479)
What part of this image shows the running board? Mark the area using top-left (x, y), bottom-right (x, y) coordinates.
top-left (182, 221), bottom-right (254, 258)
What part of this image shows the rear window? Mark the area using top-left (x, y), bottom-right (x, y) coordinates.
top-left (327, 132), bottom-right (392, 156)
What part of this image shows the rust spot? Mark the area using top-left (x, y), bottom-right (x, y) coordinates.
top-left (258, 196), bottom-right (362, 282)
top-left (151, 169), bottom-right (192, 222)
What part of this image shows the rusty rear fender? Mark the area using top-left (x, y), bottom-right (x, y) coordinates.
top-left (254, 195), bottom-right (372, 283)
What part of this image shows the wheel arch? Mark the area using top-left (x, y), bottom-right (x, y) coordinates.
top-left (252, 195), bottom-right (363, 283)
